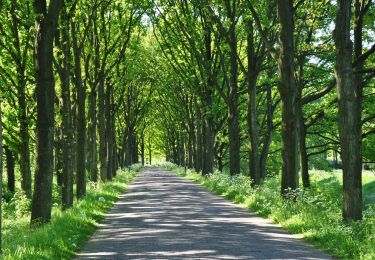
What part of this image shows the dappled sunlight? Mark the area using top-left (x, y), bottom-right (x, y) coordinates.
top-left (77, 168), bottom-right (331, 259)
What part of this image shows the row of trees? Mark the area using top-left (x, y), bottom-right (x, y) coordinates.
top-left (148, 0), bottom-right (374, 223)
top-left (0, 2), bottom-right (373, 252)
top-left (0, 0), bottom-right (158, 239)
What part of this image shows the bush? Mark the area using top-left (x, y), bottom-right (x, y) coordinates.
top-left (153, 161), bottom-right (178, 171)
top-left (3, 190), bottom-right (31, 218)
top-left (309, 156), bottom-right (333, 172)
top-left (129, 163), bottom-right (143, 172)
top-left (1, 167), bottom-right (139, 259)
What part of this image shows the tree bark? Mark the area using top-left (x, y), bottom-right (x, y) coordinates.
top-left (277, 0), bottom-right (299, 195)
top-left (188, 127), bottom-right (194, 169)
top-left (98, 72), bottom-right (107, 181)
top-left (259, 84), bottom-right (275, 180)
top-left (5, 147), bottom-right (15, 194)
top-left (55, 127), bottom-right (64, 186)
top-left (195, 101), bottom-right (203, 172)
top-left (202, 26), bottom-right (215, 175)
top-left (72, 21), bottom-right (86, 198)
top-left (247, 20), bottom-right (260, 185)
top-left (227, 2), bottom-right (241, 176)
top-left (87, 20), bottom-right (99, 182)
top-left (334, 0), bottom-right (362, 221)
top-left (112, 122), bottom-right (117, 177)
top-left (58, 11), bottom-right (74, 210)
top-left (87, 83), bottom-right (97, 181)
top-left (105, 84), bottom-right (113, 181)
top-left (203, 117), bottom-right (215, 175)
top-left (299, 118), bottom-right (310, 188)
top-left (9, 1), bottom-right (32, 198)
top-left (148, 135), bottom-right (152, 165)
top-left (31, 0), bottom-right (63, 225)
top-left (141, 132), bottom-right (145, 166)
top-left (18, 87), bottom-right (32, 198)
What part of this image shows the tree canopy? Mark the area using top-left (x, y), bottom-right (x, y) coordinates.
top-left (0, 0), bottom-right (374, 251)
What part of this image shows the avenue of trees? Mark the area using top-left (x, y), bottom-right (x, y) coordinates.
top-left (0, 0), bottom-right (374, 249)
top-left (149, 0), bottom-right (374, 224)
top-left (0, 0), bottom-right (154, 227)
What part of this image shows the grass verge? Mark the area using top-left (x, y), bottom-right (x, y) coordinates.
top-left (1, 166), bottom-right (140, 260)
top-left (161, 163), bottom-right (375, 260)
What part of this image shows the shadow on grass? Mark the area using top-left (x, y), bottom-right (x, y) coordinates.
top-left (2, 170), bottom-right (137, 260)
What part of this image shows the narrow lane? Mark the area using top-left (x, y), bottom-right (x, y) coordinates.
top-left (77, 167), bottom-right (331, 260)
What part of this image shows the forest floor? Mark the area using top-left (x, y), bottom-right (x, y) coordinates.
top-left (76, 167), bottom-right (331, 259)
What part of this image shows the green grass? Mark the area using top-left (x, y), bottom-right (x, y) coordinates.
top-left (1, 167), bottom-right (139, 259)
top-left (167, 165), bottom-right (375, 260)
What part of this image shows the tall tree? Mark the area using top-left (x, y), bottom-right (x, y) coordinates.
top-left (31, 0), bottom-right (63, 224)
top-left (56, 4), bottom-right (74, 210)
top-left (277, 0), bottom-right (299, 195)
top-left (73, 19), bottom-right (87, 199)
top-left (5, 146), bottom-right (15, 194)
top-left (334, 0), bottom-right (362, 221)
top-left (0, 1), bottom-right (33, 198)
top-left (225, 0), bottom-right (241, 175)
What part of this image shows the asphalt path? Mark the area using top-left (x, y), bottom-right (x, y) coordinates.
top-left (76, 167), bottom-right (332, 260)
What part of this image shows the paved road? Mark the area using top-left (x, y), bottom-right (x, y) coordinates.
top-left (77, 168), bottom-right (331, 260)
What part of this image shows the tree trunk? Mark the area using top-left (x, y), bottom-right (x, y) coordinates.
top-left (9, 1), bottom-right (32, 199)
top-left (125, 128), bottom-right (131, 166)
top-left (299, 117), bottom-right (310, 188)
top-left (111, 117), bottom-right (117, 177)
top-left (105, 84), bottom-right (113, 181)
top-left (227, 8), bottom-right (241, 176)
top-left (247, 20), bottom-right (260, 185)
top-left (87, 84), bottom-right (98, 182)
top-left (188, 123), bottom-right (194, 169)
top-left (195, 101), bottom-right (202, 172)
top-left (148, 135), bottom-right (152, 165)
top-left (120, 131), bottom-right (126, 167)
top-left (216, 141), bottom-right (225, 172)
top-left (58, 13), bottom-right (74, 210)
top-left (87, 20), bottom-right (99, 182)
top-left (132, 132), bottom-right (138, 164)
top-left (277, 0), bottom-right (299, 195)
top-left (5, 147), bottom-right (15, 194)
top-left (72, 22), bottom-right (86, 198)
top-left (334, 0), bottom-right (362, 222)
top-left (55, 127), bottom-right (64, 186)
top-left (98, 72), bottom-right (107, 181)
top-left (203, 117), bottom-right (215, 175)
top-left (31, 0), bottom-right (63, 225)
top-left (141, 132), bottom-right (145, 166)
top-left (18, 84), bottom-right (32, 198)
top-left (259, 84), bottom-right (275, 180)
top-left (180, 132), bottom-right (185, 166)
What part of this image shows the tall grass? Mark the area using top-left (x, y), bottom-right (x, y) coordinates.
top-left (168, 164), bottom-right (375, 260)
top-left (1, 167), bottom-right (138, 259)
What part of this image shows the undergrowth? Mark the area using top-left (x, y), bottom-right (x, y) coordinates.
top-left (162, 163), bottom-right (375, 260)
top-left (1, 165), bottom-right (140, 259)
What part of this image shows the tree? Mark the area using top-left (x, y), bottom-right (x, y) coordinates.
top-left (56, 2), bottom-right (74, 210)
top-left (5, 146), bottom-right (15, 194)
top-left (277, 0), bottom-right (299, 195)
top-left (334, 0), bottom-right (362, 222)
top-left (31, 0), bottom-right (63, 225)
top-left (0, 1), bottom-right (34, 198)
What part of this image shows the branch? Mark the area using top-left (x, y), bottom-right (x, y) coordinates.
top-left (362, 129), bottom-right (375, 139)
top-left (362, 114), bottom-right (375, 125)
